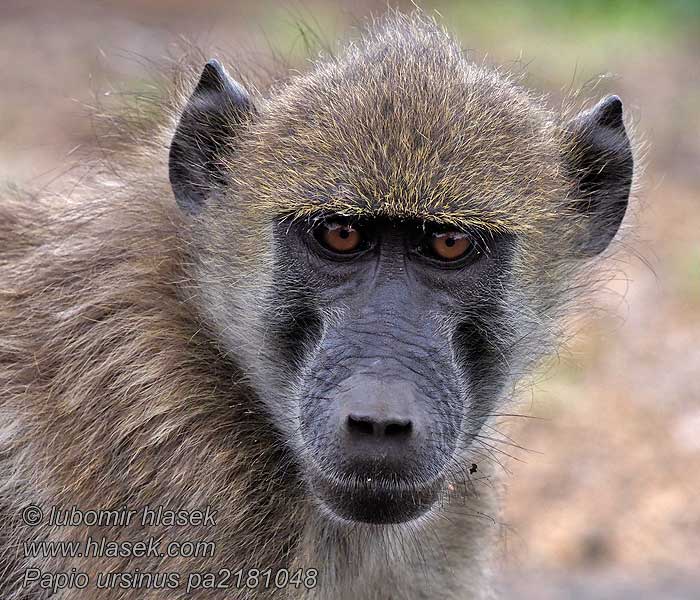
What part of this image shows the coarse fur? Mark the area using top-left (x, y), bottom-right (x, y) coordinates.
top-left (0, 11), bottom-right (638, 600)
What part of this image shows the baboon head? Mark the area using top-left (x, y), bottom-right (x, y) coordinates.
top-left (169, 16), bottom-right (633, 525)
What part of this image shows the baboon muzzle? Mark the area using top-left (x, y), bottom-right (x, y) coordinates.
top-left (303, 373), bottom-right (457, 524)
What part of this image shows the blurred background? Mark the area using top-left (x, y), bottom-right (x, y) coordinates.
top-left (1, 1), bottom-right (698, 597)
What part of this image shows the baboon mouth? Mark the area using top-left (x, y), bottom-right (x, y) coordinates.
top-left (311, 473), bottom-right (443, 525)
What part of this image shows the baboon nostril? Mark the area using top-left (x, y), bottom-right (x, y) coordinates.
top-left (346, 414), bottom-right (413, 439)
top-left (346, 415), bottom-right (376, 437)
top-left (384, 420), bottom-right (412, 438)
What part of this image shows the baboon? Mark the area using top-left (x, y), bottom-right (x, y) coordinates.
top-left (0, 11), bottom-right (635, 600)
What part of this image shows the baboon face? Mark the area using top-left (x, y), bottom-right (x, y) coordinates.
top-left (170, 23), bottom-right (632, 524)
top-left (266, 216), bottom-right (516, 523)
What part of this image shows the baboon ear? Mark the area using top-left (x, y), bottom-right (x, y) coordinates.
top-left (169, 59), bottom-right (255, 214)
top-left (564, 95), bottom-right (634, 257)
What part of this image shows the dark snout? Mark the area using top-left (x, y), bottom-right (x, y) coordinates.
top-left (338, 375), bottom-right (422, 475)
top-left (306, 374), bottom-right (455, 524)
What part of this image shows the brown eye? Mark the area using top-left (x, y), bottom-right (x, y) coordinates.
top-left (430, 231), bottom-right (472, 261)
top-left (320, 222), bottom-right (362, 254)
